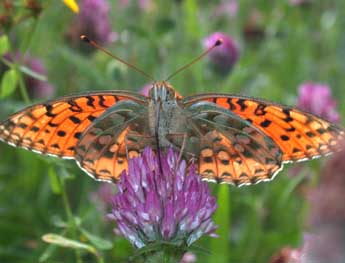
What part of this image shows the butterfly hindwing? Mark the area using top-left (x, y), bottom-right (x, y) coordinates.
top-left (75, 100), bottom-right (152, 182)
top-left (183, 94), bottom-right (345, 163)
top-left (175, 101), bottom-right (284, 186)
top-left (0, 91), bottom-right (147, 158)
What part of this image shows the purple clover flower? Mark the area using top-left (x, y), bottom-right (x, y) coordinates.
top-left (107, 147), bottom-right (217, 249)
top-left (66, 0), bottom-right (116, 50)
top-left (297, 82), bottom-right (340, 123)
top-left (203, 32), bottom-right (239, 74)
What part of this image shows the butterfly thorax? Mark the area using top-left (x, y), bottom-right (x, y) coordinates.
top-left (147, 81), bottom-right (188, 147)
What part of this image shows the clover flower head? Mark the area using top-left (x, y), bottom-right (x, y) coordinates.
top-left (66, 0), bottom-right (116, 51)
top-left (108, 147), bottom-right (218, 249)
top-left (297, 82), bottom-right (340, 123)
top-left (203, 32), bottom-right (239, 74)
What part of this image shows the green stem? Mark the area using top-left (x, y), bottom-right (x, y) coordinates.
top-left (16, 66), bottom-right (31, 103)
top-left (59, 176), bottom-right (83, 263)
top-left (131, 243), bottom-right (186, 263)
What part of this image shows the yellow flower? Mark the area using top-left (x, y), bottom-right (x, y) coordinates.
top-left (63, 0), bottom-right (79, 13)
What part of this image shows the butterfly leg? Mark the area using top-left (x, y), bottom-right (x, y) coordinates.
top-left (168, 132), bottom-right (188, 163)
top-left (165, 132), bottom-right (197, 162)
top-left (124, 131), bottom-right (156, 159)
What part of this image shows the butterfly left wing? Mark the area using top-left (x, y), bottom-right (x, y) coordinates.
top-left (0, 91), bottom-right (147, 158)
top-left (75, 100), bottom-right (152, 182)
top-left (183, 94), bottom-right (345, 163)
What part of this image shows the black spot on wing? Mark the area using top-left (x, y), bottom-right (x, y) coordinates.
top-left (74, 132), bottom-right (82, 139)
top-left (87, 115), bottom-right (97, 122)
top-left (254, 104), bottom-right (266, 116)
top-left (236, 99), bottom-right (247, 111)
top-left (86, 96), bottom-right (96, 108)
top-left (57, 131), bottom-right (66, 137)
top-left (226, 98), bottom-right (236, 110)
top-left (69, 116), bottom-right (82, 124)
top-left (280, 135), bottom-right (290, 141)
top-left (260, 119), bottom-right (271, 128)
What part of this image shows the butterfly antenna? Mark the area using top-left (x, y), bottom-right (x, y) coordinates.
top-left (80, 35), bottom-right (154, 81)
top-left (165, 38), bottom-right (223, 81)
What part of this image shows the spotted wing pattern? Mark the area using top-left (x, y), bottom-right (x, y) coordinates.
top-left (183, 94), bottom-right (345, 164)
top-left (169, 101), bottom-right (284, 186)
top-left (0, 91), bottom-right (147, 158)
top-left (75, 100), bottom-right (151, 182)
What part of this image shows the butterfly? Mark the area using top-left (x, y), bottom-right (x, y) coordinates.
top-left (0, 80), bottom-right (344, 186)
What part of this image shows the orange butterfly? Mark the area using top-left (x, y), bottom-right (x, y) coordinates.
top-left (0, 80), bottom-right (343, 186)
top-left (0, 36), bottom-right (344, 186)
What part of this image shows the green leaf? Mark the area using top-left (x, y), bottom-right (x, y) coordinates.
top-left (42, 233), bottom-right (98, 256)
top-left (0, 69), bottom-right (18, 98)
top-left (80, 228), bottom-right (113, 250)
top-left (0, 35), bottom-right (10, 56)
top-left (48, 167), bottom-right (62, 194)
top-left (208, 186), bottom-right (231, 263)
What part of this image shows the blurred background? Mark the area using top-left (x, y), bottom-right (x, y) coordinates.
top-left (0, 0), bottom-right (345, 262)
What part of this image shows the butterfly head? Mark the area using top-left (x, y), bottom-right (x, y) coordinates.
top-left (149, 81), bottom-right (181, 101)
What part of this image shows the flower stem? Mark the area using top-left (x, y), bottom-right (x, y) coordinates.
top-left (17, 68), bottom-right (31, 103)
top-left (59, 176), bottom-right (83, 263)
top-left (132, 243), bottom-right (186, 263)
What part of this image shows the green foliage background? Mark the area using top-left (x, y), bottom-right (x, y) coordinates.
top-left (0, 0), bottom-right (345, 262)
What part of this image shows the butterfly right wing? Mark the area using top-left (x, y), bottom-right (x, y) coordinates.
top-left (167, 101), bottom-right (284, 186)
top-left (0, 91), bottom-right (147, 159)
top-left (183, 93), bottom-right (345, 162)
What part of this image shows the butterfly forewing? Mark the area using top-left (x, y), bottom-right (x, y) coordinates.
top-left (0, 91), bottom-right (147, 158)
top-left (183, 94), bottom-right (345, 163)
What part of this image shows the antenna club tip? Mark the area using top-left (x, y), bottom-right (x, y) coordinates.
top-left (80, 35), bottom-right (90, 43)
top-left (215, 38), bottom-right (223, 46)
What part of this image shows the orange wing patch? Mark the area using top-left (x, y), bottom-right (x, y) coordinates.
top-left (0, 94), bottom-right (138, 158)
top-left (76, 128), bottom-right (130, 182)
top-left (198, 132), bottom-right (282, 186)
top-left (185, 95), bottom-right (345, 162)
